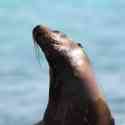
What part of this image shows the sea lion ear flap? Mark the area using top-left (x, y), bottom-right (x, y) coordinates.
top-left (77, 43), bottom-right (84, 48)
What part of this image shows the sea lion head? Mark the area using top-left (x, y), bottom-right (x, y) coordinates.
top-left (33, 25), bottom-right (89, 75)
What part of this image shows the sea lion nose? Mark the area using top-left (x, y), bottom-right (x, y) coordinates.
top-left (33, 25), bottom-right (41, 37)
top-left (33, 25), bottom-right (41, 32)
top-left (33, 25), bottom-right (51, 41)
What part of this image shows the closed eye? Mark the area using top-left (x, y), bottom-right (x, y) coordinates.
top-left (53, 30), bottom-right (60, 33)
top-left (53, 30), bottom-right (67, 38)
top-left (60, 33), bottom-right (67, 38)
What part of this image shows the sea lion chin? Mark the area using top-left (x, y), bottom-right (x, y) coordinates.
top-left (32, 25), bottom-right (115, 125)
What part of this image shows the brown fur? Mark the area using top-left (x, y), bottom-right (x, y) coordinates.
top-left (33, 25), bottom-right (115, 125)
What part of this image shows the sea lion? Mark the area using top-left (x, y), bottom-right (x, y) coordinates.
top-left (32, 25), bottom-right (115, 125)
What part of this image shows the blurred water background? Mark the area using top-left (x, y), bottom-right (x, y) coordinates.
top-left (0, 0), bottom-right (125, 125)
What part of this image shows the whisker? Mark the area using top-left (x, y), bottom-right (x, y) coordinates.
top-left (33, 41), bottom-right (45, 67)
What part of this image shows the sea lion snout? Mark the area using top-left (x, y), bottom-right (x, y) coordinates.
top-left (33, 25), bottom-right (51, 44)
top-left (33, 25), bottom-right (41, 38)
top-left (33, 25), bottom-right (71, 46)
top-left (33, 25), bottom-right (73, 59)
top-left (33, 25), bottom-right (71, 65)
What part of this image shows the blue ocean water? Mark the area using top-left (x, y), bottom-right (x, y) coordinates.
top-left (0, 0), bottom-right (125, 125)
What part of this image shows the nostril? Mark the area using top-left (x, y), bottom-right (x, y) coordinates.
top-left (32, 25), bottom-right (42, 40)
top-left (33, 25), bottom-right (41, 35)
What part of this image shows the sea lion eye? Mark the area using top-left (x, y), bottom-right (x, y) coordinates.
top-left (60, 33), bottom-right (67, 38)
top-left (53, 30), bottom-right (67, 38)
top-left (53, 30), bottom-right (60, 33)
